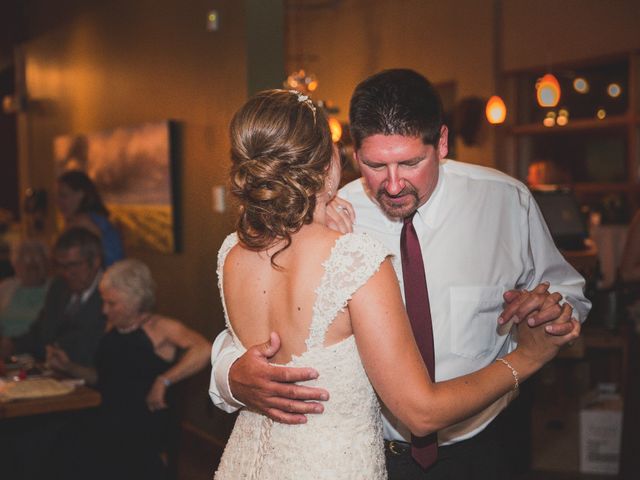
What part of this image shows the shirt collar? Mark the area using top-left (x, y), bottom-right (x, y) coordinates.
top-left (413, 159), bottom-right (446, 229)
top-left (75, 269), bottom-right (103, 304)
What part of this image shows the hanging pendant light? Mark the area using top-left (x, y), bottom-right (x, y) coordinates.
top-left (536, 74), bottom-right (561, 107)
top-left (485, 95), bottom-right (507, 124)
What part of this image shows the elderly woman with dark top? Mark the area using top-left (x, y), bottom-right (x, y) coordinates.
top-left (0, 239), bottom-right (50, 339)
top-left (56, 170), bottom-right (125, 267)
top-left (47, 258), bottom-right (211, 480)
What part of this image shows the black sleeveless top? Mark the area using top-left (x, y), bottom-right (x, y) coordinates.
top-left (96, 328), bottom-right (177, 480)
top-left (95, 327), bottom-right (175, 452)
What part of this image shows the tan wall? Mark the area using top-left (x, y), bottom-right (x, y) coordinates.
top-left (287, 0), bottom-right (495, 166)
top-left (287, 0), bottom-right (639, 167)
top-left (18, 0), bottom-right (248, 438)
top-left (503, 0), bottom-right (640, 71)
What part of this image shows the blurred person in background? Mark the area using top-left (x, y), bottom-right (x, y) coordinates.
top-left (0, 227), bottom-right (106, 480)
top-left (56, 170), bottom-right (125, 267)
top-left (47, 258), bottom-right (211, 480)
top-left (0, 227), bottom-right (106, 367)
top-left (0, 239), bottom-right (50, 340)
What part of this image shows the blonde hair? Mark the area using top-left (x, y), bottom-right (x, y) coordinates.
top-left (229, 89), bottom-right (333, 267)
top-left (101, 258), bottom-right (156, 312)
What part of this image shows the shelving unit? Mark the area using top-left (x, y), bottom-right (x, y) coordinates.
top-left (504, 52), bottom-right (640, 219)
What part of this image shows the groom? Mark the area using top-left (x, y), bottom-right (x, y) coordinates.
top-left (209, 69), bottom-right (591, 479)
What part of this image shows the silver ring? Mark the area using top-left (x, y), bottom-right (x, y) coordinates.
top-left (335, 205), bottom-right (347, 213)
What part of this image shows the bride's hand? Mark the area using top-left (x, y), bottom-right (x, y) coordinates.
top-left (326, 197), bottom-right (355, 233)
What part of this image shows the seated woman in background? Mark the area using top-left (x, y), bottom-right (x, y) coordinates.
top-left (56, 170), bottom-right (125, 267)
top-left (0, 239), bottom-right (49, 339)
top-left (47, 258), bottom-right (211, 480)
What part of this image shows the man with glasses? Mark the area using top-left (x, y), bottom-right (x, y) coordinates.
top-left (1, 227), bottom-right (106, 367)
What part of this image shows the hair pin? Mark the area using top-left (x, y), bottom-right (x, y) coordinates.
top-left (289, 90), bottom-right (317, 123)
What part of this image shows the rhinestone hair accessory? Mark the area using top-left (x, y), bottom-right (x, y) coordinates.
top-left (278, 89), bottom-right (317, 123)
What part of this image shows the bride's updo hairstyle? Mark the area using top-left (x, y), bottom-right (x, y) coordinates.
top-left (229, 89), bottom-right (333, 265)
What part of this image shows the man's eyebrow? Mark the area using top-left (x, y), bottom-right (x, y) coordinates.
top-left (361, 155), bottom-right (426, 166)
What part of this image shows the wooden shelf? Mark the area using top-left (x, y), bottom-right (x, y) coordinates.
top-left (505, 51), bottom-right (640, 214)
top-left (573, 183), bottom-right (639, 194)
top-left (510, 114), bottom-right (631, 136)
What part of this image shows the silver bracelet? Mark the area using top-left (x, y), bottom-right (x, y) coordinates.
top-left (496, 358), bottom-right (519, 391)
top-left (159, 375), bottom-right (172, 388)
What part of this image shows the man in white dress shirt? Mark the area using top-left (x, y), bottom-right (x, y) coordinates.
top-left (209, 69), bottom-right (591, 479)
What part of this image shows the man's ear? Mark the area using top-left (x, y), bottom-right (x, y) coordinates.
top-left (438, 125), bottom-right (449, 159)
top-left (352, 149), bottom-right (360, 166)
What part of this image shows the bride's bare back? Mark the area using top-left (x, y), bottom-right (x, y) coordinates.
top-left (223, 223), bottom-right (352, 365)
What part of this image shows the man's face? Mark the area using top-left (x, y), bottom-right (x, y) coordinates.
top-left (354, 127), bottom-right (448, 219)
top-left (54, 246), bottom-right (100, 293)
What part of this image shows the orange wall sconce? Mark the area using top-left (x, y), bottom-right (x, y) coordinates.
top-left (536, 73), bottom-right (561, 107)
top-left (485, 95), bottom-right (507, 124)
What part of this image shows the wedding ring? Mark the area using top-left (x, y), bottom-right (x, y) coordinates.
top-left (335, 205), bottom-right (347, 213)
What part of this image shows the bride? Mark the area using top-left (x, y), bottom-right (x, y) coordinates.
top-left (214, 89), bottom-right (579, 479)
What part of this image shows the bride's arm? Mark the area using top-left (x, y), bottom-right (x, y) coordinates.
top-left (349, 258), bottom-right (580, 437)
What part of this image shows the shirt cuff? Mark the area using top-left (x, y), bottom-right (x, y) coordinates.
top-left (208, 331), bottom-right (245, 412)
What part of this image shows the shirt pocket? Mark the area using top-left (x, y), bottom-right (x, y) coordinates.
top-left (449, 286), bottom-right (505, 360)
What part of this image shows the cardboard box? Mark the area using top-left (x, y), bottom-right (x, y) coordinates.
top-left (579, 390), bottom-right (624, 475)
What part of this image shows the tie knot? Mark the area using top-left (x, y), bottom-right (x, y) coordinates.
top-left (403, 212), bottom-right (416, 226)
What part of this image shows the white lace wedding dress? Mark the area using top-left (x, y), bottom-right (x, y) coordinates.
top-left (214, 232), bottom-right (391, 480)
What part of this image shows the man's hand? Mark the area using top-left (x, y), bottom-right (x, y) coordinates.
top-left (326, 197), bottom-right (355, 233)
top-left (499, 282), bottom-right (575, 336)
top-left (229, 332), bottom-right (329, 424)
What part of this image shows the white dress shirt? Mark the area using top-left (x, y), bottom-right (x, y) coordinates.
top-left (209, 159), bottom-right (591, 445)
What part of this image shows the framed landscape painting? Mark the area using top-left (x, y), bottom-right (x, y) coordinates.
top-left (54, 121), bottom-right (179, 253)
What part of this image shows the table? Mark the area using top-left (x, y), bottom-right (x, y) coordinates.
top-left (0, 384), bottom-right (101, 420)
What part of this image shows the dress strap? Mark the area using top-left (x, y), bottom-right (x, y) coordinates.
top-left (306, 233), bottom-right (392, 350)
top-left (217, 233), bottom-right (243, 345)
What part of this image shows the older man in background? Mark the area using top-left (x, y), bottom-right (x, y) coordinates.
top-left (1, 227), bottom-right (106, 366)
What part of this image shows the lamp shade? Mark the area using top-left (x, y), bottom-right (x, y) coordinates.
top-left (536, 73), bottom-right (561, 107)
top-left (485, 95), bottom-right (507, 124)
top-left (328, 117), bottom-right (342, 142)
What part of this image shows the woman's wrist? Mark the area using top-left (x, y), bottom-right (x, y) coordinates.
top-left (504, 350), bottom-right (542, 383)
top-left (158, 375), bottom-right (172, 388)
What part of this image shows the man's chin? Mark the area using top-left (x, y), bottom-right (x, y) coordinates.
top-left (378, 198), bottom-right (417, 219)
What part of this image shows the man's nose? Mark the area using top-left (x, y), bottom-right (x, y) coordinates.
top-left (384, 169), bottom-right (405, 196)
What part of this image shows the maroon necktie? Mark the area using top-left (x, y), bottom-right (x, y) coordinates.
top-left (400, 212), bottom-right (438, 470)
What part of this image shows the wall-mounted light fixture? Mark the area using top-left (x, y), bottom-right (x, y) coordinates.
top-left (536, 73), bottom-right (561, 107)
top-left (485, 95), bottom-right (507, 124)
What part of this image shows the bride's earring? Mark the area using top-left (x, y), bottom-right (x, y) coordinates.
top-left (326, 178), bottom-right (334, 198)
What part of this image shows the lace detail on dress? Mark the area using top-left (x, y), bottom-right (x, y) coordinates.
top-left (216, 233), bottom-right (240, 338)
top-left (214, 232), bottom-right (392, 480)
top-left (307, 233), bottom-right (391, 349)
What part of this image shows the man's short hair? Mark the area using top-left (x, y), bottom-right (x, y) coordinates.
top-left (54, 227), bottom-right (103, 265)
top-left (349, 69), bottom-right (444, 149)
